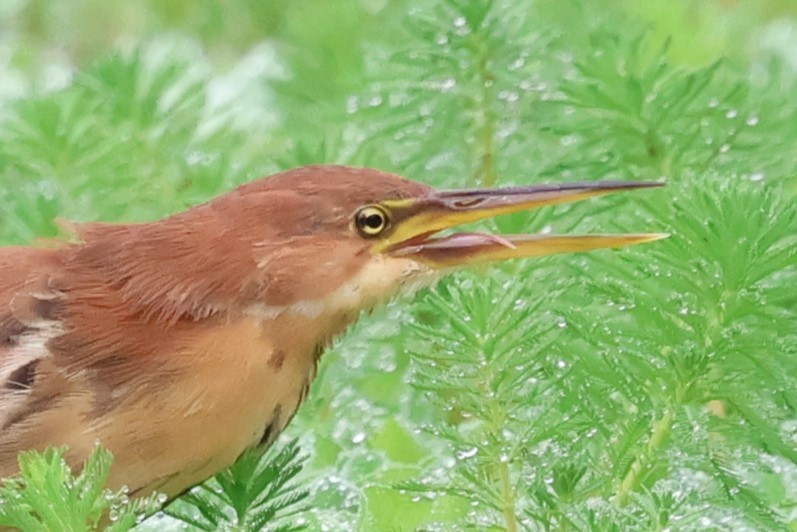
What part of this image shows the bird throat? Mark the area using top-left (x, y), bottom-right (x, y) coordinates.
top-left (242, 256), bottom-right (440, 448)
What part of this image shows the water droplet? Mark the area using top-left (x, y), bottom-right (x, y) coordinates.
top-left (346, 95), bottom-right (359, 114)
top-left (457, 447), bottom-right (479, 460)
top-left (453, 16), bottom-right (466, 27)
top-left (560, 135), bottom-right (578, 147)
top-left (745, 115), bottom-right (759, 126)
top-left (185, 150), bottom-right (214, 166)
top-left (725, 109), bottom-right (738, 119)
top-left (439, 78), bottom-right (456, 92)
top-left (520, 80), bottom-right (547, 92)
top-left (509, 57), bottom-right (526, 70)
top-left (749, 172), bottom-right (765, 182)
top-left (351, 432), bottom-right (366, 444)
top-left (498, 90), bottom-right (519, 102)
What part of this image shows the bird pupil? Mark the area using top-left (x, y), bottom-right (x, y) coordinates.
top-left (365, 214), bottom-right (383, 228)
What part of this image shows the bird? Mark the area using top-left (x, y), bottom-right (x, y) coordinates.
top-left (0, 165), bottom-right (664, 501)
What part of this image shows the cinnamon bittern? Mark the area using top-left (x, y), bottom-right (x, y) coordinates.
top-left (0, 165), bottom-right (664, 500)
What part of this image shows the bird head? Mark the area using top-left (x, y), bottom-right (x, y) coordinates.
top-left (188, 165), bottom-right (667, 323)
top-left (70, 165), bottom-right (664, 329)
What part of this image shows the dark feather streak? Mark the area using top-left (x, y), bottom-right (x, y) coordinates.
top-left (0, 313), bottom-right (28, 345)
top-left (267, 349), bottom-right (286, 370)
top-left (258, 403), bottom-right (282, 447)
top-left (1, 392), bottom-right (58, 431)
top-left (31, 297), bottom-right (60, 321)
top-left (6, 358), bottom-right (40, 391)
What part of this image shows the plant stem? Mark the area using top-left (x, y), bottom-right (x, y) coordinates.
top-left (474, 36), bottom-right (498, 187)
top-left (483, 367), bottom-right (519, 531)
top-left (498, 457), bottom-right (519, 532)
top-left (616, 409), bottom-right (674, 505)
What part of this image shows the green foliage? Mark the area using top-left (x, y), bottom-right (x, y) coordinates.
top-left (0, 38), bottom-right (275, 243)
top-left (1, 0), bottom-right (797, 530)
top-left (0, 446), bottom-right (161, 531)
top-left (164, 440), bottom-right (309, 531)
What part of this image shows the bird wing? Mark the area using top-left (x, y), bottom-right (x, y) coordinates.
top-left (0, 240), bottom-right (177, 481)
top-left (0, 241), bottom-right (301, 500)
top-left (0, 246), bottom-right (83, 476)
top-left (0, 240), bottom-right (208, 483)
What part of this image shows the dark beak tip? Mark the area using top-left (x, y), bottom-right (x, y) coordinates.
top-left (639, 180), bottom-right (666, 188)
top-left (600, 180), bottom-right (665, 191)
top-left (434, 180), bottom-right (666, 197)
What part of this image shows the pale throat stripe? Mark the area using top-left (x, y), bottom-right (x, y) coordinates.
top-left (245, 258), bottom-right (440, 320)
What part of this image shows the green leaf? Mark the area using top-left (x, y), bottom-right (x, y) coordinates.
top-left (165, 439), bottom-right (309, 531)
top-left (0, 446), bottom-right (161, 531)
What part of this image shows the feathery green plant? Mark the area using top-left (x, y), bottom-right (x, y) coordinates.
top-left (0, 446), bottom-right (161, 531)
top-left (164, 440), bottom-right (309, 532)
top-left (335, 0), bottom-right (797, 529)
top-left (1, 0), bottom-right (796, 530)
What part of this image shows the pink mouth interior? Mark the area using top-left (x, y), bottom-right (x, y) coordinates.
top-left (391, 231), bottom-right (516, 256)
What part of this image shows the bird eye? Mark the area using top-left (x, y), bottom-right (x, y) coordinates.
top-left (354, 206), bottom-right (389, 237)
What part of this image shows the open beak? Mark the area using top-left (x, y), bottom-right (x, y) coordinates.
top-left (378, 181), bottom-right (667, 268)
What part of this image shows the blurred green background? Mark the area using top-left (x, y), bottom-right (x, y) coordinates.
top-left (1, 0), bottom-right (797, 530)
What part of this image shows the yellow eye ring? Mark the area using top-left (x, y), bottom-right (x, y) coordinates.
top-left (354, 206), bottom-right (390, 237)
